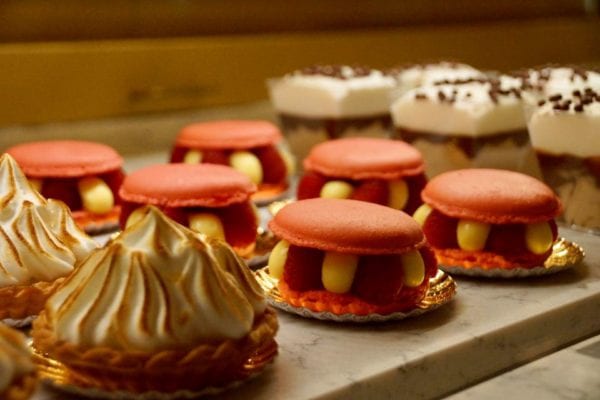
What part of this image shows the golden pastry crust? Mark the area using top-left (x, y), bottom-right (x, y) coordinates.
top-left (32, 308), bottom-right (278, 393)
top-left (0, 279), bottom-right (65, 320)
top-left (1, 373), bottom-right (37, 400)
top-left (71, 205), bottom-right (121, 234)
top-left (279, 280), bottom-right (430, 316)
top-left (434, 247), bottom-right (550, 269)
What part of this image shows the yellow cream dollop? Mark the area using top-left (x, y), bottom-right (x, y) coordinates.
top-left (388, 179), bottom-right (409, 210)
top-left (320, 180), bottom-right (354, 199)
top-left (412, 204), bottom-right (432, 227)
top-left (268, 240), bottom-right (290, 280)
top-left (78, 176), bottom-right (115, 214)
top-left (525, 222), bottom-right (554, 254)
top-left (321, 252), bottom-right (359, 294)
top-left (457, 219), bottom-right (491, 251)
top-left (229, 151), bottom-right (263, 185)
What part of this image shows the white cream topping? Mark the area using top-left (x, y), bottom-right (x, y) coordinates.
top-left (528, 94), bottom-right (600, 157)
top-left (0, 324), bottom-right (34, 393)
top-left (269, 67), bottom-right (395, 118)
top-left (0, 154), bottom-right (96, 288)
top-left (45, 206), bottom-right (266, 352)
top-left (389, 62), bottom-right (485, 98)
top-left (522, 67), bottom-right (600, 96)
top-left (391, 77), bottom-right (526, 136)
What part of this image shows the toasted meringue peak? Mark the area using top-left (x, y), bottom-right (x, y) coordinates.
top-left (45, 206), bottom-right (266, 352)
top-left (0, 154), bottom-right (97, 288)
top-left (0, 323), bottom-right (35, 393)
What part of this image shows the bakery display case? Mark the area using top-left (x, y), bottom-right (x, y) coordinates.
top-left (0, 1), bottom-right (599, 399)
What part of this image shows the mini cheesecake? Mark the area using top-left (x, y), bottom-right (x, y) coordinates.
top-left (387, 61), bottom-right (485, 99)
top-left (268, 198), bottom-right (438, 315)
top-left (119, 164), bottom-right (259, 257)
top-left (6, 140), bottom-right (125, 233)
top-left (297, 137), bottom-right (427, 215)
top-left (170, 120), bottom-right (294, 202)
top-left (391, 77), bottom-right (540, 178)
top-left (268, 65), bottom-right (396, 161)
top-left (414, 169), bottom-right (562, 269)
top-left (528, 88), bottom-right (600, 233)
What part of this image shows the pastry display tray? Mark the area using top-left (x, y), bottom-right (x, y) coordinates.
top-left (32, 153), bottom-right (600, 399)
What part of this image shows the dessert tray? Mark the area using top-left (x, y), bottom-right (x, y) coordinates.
top-left (255, 267), bottom-right (456, 322)
top-left (440, 238), bottom-right (585, 278)
top-left (31, 339), bottom-right (278, 400)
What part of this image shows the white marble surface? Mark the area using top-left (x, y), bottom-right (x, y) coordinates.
top-left (448, 335), bottom-right (600, 400)
top-left (31, 218), bottom-right (600, 399)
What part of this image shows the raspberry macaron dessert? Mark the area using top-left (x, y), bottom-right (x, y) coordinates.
top-left (297, 137), bottom-right (427, 215)
top-left (267, 198), bottom-right (440, 316)
top-left (6, 140), bottom-right (125, 233)
top-left (119, 163), bottom-right (260, 258)
top-left (170, 120), bottom-right (295, 202)
top-left (414, 169), bottom-right (564, 272)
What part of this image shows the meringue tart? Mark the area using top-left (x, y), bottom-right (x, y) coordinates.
top-left (0, 154), bottom-right (97, 321)
top-left (32, 206), bottom-right (278, 394)
top-left (0, 323), bottom-right (37, 400)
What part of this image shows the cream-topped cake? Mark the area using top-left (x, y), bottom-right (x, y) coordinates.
top-left (391, 76), bottom-right (540, 177)
top-left (513, 66), bottom-right (600, 120)
top-left (269, 65), bottom-right (396, 160)
top-left (387, 61), bottom-right (485, 99)
top-left (32, 206), bottom-right (278, 393)
top-left (528, 88), bottom-right (600, 233)
top-left (0, 323), bottom-right (36, 400)
top-left (0, 154), bottom-right (97, 321)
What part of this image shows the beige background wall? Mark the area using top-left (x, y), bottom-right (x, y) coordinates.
top-left (0, 1), bottom-right (598, 126)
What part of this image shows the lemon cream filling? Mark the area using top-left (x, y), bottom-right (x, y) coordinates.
top-left (268, 242), bottom-right (426, 291)
top-left (318, 178), bottom-right (412, 210)
top-left (183, 147), bottom-right (294, 185)
top-left (413, 204), bottom-right (554, 254)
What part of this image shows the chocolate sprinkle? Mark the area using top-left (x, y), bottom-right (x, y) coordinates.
top-left (544, 87), bottom-right (599, 113)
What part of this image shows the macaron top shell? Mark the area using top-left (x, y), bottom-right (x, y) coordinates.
top-left (120, 164), bottom-right (256, 208)
top-left (6, 140), bottom-right (123, 178)
top-left (303, 138), bottom-right (425, 180)
top-left (176, 120), bottom-right (283, 149)
top-left (421, 169), bottom-right (562, 224)
top-left (269, 198), bottom-right (426, 255)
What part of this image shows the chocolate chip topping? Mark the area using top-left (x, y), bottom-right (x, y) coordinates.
top-left (294, 64), bottom-right (374, 79)
top-left (510, 65), bottom-right (595, 92)
top-left (545, 88), bottom-right (599, 113)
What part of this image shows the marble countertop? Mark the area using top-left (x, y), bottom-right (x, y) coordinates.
top-left (31, 149), bottom-right (600, 400)
top-left (448, 334), bottom-right (600, 400)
